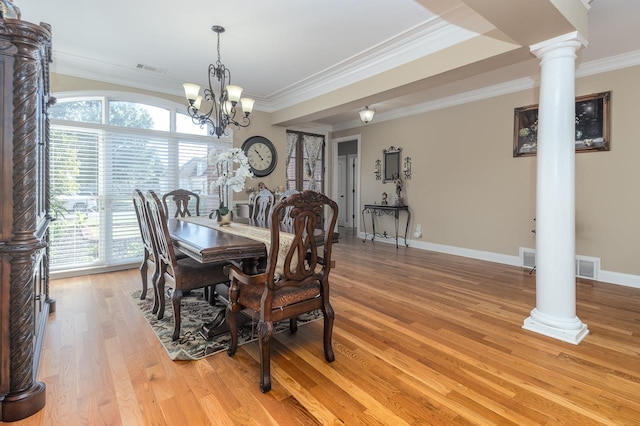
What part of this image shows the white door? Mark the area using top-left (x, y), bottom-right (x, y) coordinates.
top-left (337, 156), bottom-right (347, 226)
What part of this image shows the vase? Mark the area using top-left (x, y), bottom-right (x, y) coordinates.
top-left (216, 210), bottom-right (233, 226)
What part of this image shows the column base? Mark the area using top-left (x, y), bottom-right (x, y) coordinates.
top-left (1, 381), bottom-right (46, 422)
top-left (523, 308), bottom-right (589, 345)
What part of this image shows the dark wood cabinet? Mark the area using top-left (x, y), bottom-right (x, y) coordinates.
top-left (0, 18), bottom-right (55, 422)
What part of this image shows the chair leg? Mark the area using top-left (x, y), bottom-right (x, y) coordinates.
top-left (322, 301), bottom-right (335, 363)
top-left (289, 317), bottom-right (298, 334)
top-left (155, 273), bottom-right (166, 320)
top-left (139, 260), bottom-right (148, 300)
top-left (258, 320), bottom-right (274, 393)
top-left (226, 305), bottom-right (238, 356)
top-left (171, 289), bottom-right (183, 341)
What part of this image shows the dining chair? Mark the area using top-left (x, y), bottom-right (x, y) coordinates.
top-left (132, 189), bottom-right (159, 306)
top-left (162, 189), bottom-right (200, 218)
top-left (146, 190), bottom-right (230, 340)
top-left (251, 189), bottom-right (275, 222)
top-left (277, 189), bottom-right (300, 227)
top-left (225, 190), bottom-right (339, 392)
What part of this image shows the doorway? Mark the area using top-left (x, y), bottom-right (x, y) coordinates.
top-left (333, 136), bottom-right (360, 233)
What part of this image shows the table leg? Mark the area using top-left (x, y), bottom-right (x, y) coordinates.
top-left (404, 209), bottom-right (411, 247)
top-left (371, 210), bottom-right (377, 241)
top-left (362, 209), bottom-right (367, 243)
top-left (394, 211), bottom-right (399, 249)
top-left (199, 258), bottom-right (258, 339)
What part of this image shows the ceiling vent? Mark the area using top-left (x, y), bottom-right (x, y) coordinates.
top-left (135, 63), bottom-right (168, 74)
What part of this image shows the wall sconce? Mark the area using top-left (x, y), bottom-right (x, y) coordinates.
top-left (403, 156), bottom-right (412, 180)
top-left (359, 106), bottom-right (375, 124)
top-left (374, 159), bottom-right (381, 180)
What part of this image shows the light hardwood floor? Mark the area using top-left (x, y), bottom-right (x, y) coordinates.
top-left (13, 231), bottom-right (640, 425)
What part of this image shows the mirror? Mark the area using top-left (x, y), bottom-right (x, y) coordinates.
top-left (383, 146), bottom-right (401, 183)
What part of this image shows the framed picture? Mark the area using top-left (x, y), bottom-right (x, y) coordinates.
top-left (513, 91), bottom-right (611, 157)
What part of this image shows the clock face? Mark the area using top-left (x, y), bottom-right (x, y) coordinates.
top-left (242, 136), bottom-right (277, 177)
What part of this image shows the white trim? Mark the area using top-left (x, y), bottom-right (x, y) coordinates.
top-left (51, 263), bottom-right (137, 280)
top-left (598, 270), bottom-right (640, 289)
top-left (267, 6), bottom-right (488, 110)
top-left (332, 49), bottom-right (640, 132)
top-left (359, 235), bottom-right (640, 289)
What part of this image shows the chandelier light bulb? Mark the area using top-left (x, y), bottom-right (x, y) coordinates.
top-left (240, 97), bottom-right (255, 116)
top-left (226, 85), bottom-right (243, 104)
top-left (183, 83), bottom-right (201, 103)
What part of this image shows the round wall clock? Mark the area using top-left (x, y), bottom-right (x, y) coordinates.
top-left (242, 136), bottom-right (277, 177)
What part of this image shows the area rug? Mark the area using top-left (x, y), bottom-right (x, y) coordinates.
top-left (132, 289), bottom-right (321, 361)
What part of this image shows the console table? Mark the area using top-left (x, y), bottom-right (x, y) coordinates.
top-left (362, 204), bottom-right (410, 248)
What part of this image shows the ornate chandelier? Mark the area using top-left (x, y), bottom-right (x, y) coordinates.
top-left (183, 25), bottom-right (255, 138)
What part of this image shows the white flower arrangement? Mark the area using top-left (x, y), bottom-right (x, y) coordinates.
top-left (211, 148), bottom-right (253, 214)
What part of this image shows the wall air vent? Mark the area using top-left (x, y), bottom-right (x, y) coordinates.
top-left (576, 256), bottom-right (599, 280)
top-left (523, 250), bottom-right (536, 269)
top-left (519, 248), bottom-right (599, 280)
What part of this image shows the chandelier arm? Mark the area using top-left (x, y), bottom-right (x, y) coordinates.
top-left (183, 25), bottom-right (253, 138)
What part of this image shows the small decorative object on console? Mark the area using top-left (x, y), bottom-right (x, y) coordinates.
top-left (393, 174), bottom-right (404, 206)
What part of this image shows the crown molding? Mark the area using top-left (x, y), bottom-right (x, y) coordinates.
top-left (50, 5), bottom-right (482, 115)
top-left (332, 49), bottom-right (640, 132)
top-left (265, 5), bottom-right (489, 112)
top-left (51, 51), bottom-right (272, 111)
top-left (52, 52), bottom-right (184, 97)
top-left (576, 49), bottom-right (640, 77)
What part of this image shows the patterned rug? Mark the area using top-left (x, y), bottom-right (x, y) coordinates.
top-left (132, 289), bottom-right (321, 361)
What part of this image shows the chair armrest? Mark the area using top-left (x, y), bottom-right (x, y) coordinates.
top-left (226, 262), bottom-right (268, 286)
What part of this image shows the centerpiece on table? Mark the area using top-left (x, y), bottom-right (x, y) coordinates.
top-left (210, 147), bottom-right (253, 225)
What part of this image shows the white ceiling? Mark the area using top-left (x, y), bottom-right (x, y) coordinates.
top-left (17, 0), bottom-right (640, 129)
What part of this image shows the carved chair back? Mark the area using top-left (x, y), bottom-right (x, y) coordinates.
top-left (146, 190), bottom-right (229, 340)
top-left (277, 189), bottom-right (300, 227)
top-left (226, 190), bottom-right (339, 392)
top-left (251, 189), bottom-right (274, 222)
top-left (132, 189), bottom-right (159, 300)
top-left (162, 189), bottom-right (200, 218)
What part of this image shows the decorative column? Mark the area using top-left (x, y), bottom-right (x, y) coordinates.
top-left (522, 32), bottom-right (589, 344)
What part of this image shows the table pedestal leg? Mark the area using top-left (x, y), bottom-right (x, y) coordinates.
top-left (200, 259), bottom-right (259, 339)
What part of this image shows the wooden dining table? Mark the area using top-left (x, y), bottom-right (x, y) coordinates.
top-left (167, 218), bottom-right (267, 275)
top-left (167, 216), bottom-right (338, 339)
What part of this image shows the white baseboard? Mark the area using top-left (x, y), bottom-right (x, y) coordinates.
top-left (598, 270), bottom-right (640, 289)
top-left (358, 232), bottom-right (640, 289)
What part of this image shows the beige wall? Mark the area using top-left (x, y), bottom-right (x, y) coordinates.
top-left (334, 65), bottom-right (640, 277)
top-left (51, 74), bottom-right (289, 201)
top-left (52, 66), bottom-right (640, 277)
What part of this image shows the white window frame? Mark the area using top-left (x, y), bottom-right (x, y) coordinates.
top-left (49, 91), bottom-right (232, 279)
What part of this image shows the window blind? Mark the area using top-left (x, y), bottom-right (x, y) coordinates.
top-left (49, 122), bottom-right (231, 272)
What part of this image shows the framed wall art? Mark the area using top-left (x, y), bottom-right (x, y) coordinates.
top-left (513, 91), bottom-right (611, 157)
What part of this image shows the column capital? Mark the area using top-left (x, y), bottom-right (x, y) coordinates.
top-left (530, 31), bottom-right (587, 59)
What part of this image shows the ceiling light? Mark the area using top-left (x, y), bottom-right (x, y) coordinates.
top-left (183, 25), bottom-right (254, 138)
top-left (359, 106), bottom-right (375, 124)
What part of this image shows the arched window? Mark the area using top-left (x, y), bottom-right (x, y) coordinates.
top-left (49, 93), bottom-right (232, 275)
